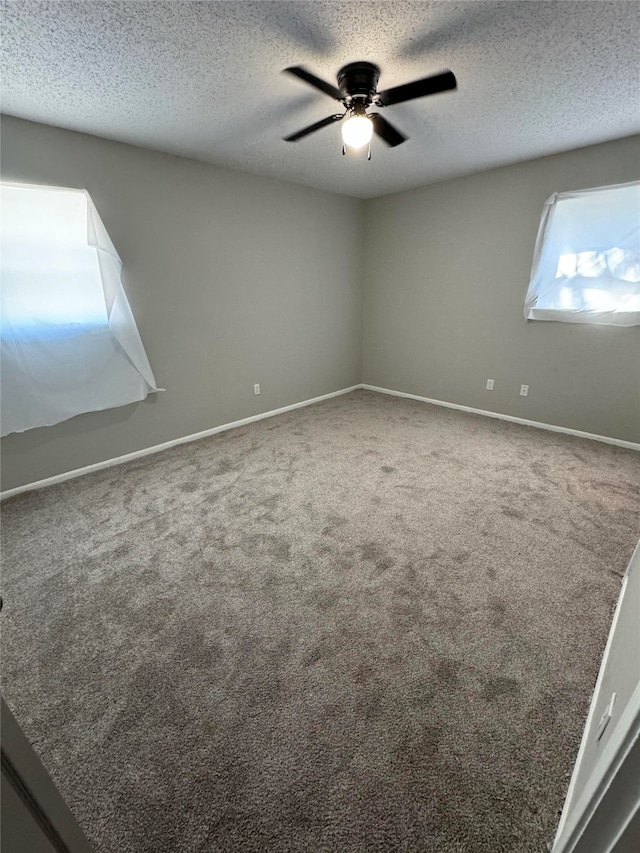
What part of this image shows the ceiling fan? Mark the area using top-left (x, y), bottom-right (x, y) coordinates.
top-left (283, 62), bottom-right (457, 154)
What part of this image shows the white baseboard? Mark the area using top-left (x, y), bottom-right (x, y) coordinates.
top-left (361, 384), bottom-right (640, 451)
top-left (0, 385), bottom-right (361, 500)
top-left (3, 382), bottom-right (637, 499)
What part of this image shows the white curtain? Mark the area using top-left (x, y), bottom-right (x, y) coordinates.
top-left (0, 183), bottom-right (161, 436)
top-left (525, 181), bottom-right (640, 326)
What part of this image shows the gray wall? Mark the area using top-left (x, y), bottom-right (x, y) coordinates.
top-left (0, 116), bottom-right (365, 491)
top-left (2, 120), bottom-right (639, 491)
top-left (363, 136), bottom-right (640, 442)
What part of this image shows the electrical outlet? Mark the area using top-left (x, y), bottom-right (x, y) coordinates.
top-left (253, 383), bottom-right (260, 395)
top-left (486, 379), bottom-right (494, 390)
top-left (520, 384), bottom-right (529, 397)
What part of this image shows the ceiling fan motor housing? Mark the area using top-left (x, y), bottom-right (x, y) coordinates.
top-left (337, 62), bottom-right (380, 107)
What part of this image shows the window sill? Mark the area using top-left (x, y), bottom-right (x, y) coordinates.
top-left (525, 307), bottom-right (640, 327)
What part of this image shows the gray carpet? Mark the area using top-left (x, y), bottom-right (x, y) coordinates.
top-left (2, 390), bottom-right (639, 853)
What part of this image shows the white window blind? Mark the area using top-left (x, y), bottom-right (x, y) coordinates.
top-left (0, 183), bottom-right (160, 436)
top-left (525, 181), bottom-right (640, 326)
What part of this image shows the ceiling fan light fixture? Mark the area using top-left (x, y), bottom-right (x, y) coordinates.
top-left (341, 114), bottom-right (373, 150)
top-left (283, 62), bottom-right (456, 150)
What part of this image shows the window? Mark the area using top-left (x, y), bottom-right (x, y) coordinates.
top-left (0, 183), bottom-right (160, 436)
top-left (525, 181), bottom-right (640, 326)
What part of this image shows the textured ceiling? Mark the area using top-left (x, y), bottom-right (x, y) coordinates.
top-left (2, 1), bottom-right (639, 198)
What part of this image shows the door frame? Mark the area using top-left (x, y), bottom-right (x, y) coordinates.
top-left (1, 696), bottom-right (95, 853)
top-left (551, 543), bottom-right (640, 853)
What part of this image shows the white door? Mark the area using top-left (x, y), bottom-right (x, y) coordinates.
top-left (552, 542), bottom-right (640, 853)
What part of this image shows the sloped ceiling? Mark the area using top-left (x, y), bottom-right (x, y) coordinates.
top-left (2, 0), bottom-right (639, 198)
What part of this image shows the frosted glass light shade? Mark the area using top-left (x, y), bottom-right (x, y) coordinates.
top-left (341, 115), bottom-right (373, 150)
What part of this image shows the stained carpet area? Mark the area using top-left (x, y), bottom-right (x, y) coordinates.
top-left (2, 390), bottom-right (639, 852)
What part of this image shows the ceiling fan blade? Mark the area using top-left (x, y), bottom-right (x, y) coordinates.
top-left (377, 70), bottom-right (457, 106)
top-left (284, 113), bottom-right (344, 142)
top-left (283, 66), bottom-right (341, 100)
top-left (369, 113), bottom-right (407, 147)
